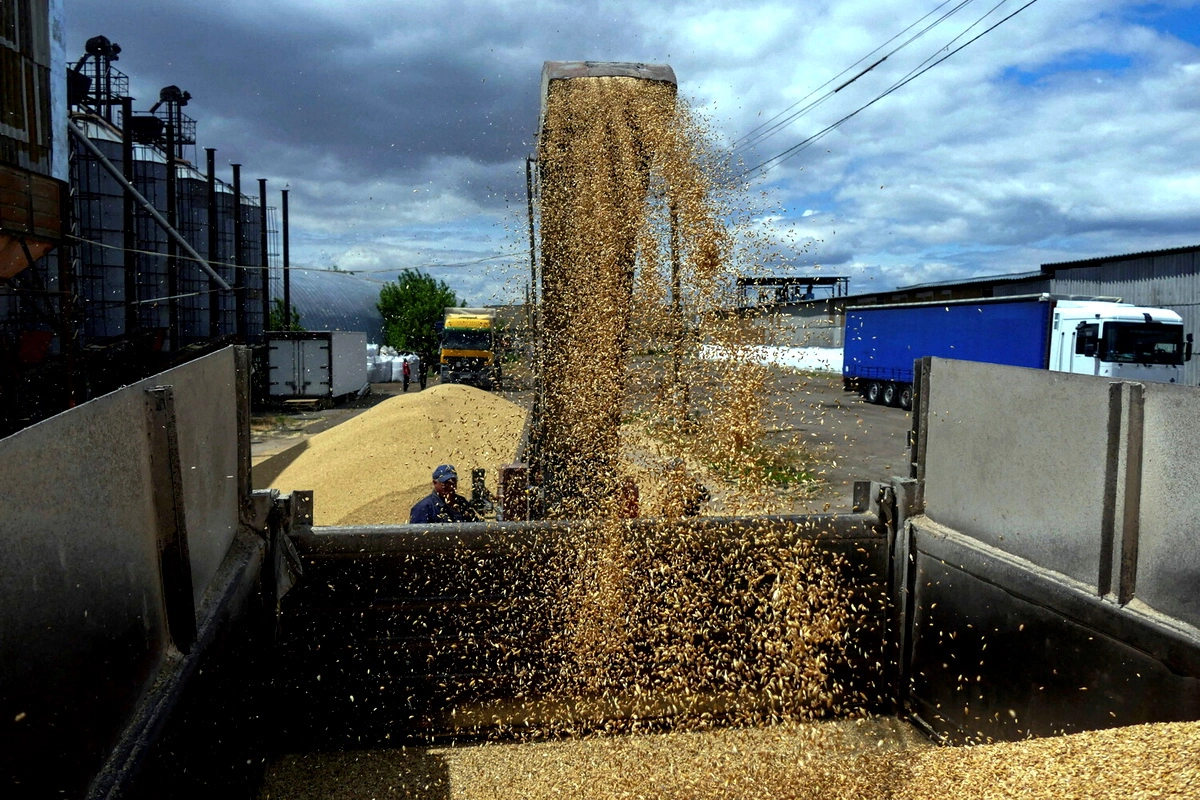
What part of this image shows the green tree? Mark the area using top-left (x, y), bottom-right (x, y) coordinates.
top-left (377, 268), bottom-right (460, 365)
top-left (268, 298), bottom-right (305, 331)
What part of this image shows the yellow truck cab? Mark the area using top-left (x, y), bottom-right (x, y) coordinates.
top-left (440, 307), bottom-right (500, 389)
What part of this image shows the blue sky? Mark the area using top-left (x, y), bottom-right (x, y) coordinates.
top-left (66, 0), bottom-right (1200, 304)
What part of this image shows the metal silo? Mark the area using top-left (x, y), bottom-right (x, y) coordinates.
top-left (212, 177), bottom-right (238, 338)
top-left (131, 141), bottom-right (170, 345)
top-left (176, 161), bottom-right (211, 345)
top-left (73, 116), bottom-right (126, 342)
top-left (240, 192), bottom-right (266, 341)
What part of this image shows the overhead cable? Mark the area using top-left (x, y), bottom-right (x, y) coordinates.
top-left (744, 0), bottom-right (1042, 175)
top-left (731, 0), bottom-right (978, 156)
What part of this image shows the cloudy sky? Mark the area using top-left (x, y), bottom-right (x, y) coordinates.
top-left (66, 1), bottom-right (1200, 305)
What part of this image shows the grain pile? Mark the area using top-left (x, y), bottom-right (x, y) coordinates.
top-left (258, 717), bottom-right (1200, 799)
top-left (265, 383), bottom-right (526, 525)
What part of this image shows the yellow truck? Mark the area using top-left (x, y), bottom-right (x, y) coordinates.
top-left (440, 307), bottom-right (500, 389)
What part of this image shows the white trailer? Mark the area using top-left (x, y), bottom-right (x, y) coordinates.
top-left (267, 331), bottom-right (368, 402)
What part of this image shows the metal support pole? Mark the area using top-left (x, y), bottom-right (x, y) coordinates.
top-left (232, 163), bottom-right (245, 339)
top-left (121, 96), bottom-right (137, 339)
top-left (281, 189), bottom-right (291, 330)
top-left (206, 148), bottom-right (220, 338)
top-left (166, 118), bottom-right (178, 352)
top-left (258, 178), bottom-right (269, 337)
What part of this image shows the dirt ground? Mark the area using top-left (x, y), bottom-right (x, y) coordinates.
top-left (251, 365), bottom-right (912, 515)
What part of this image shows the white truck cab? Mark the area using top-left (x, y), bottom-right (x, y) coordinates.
top-left (1050, 300), bottom-right (1193, 383)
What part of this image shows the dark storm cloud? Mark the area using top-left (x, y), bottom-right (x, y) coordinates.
top-left (66, 1), bottom-right (652, 184)
top-left (63, 1), bottom-right (1200, 302)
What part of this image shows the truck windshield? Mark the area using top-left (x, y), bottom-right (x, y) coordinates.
top-left (442, 329), bottom-right (491, 350)
top-left (1101, 322), bottom-right (1184, 365)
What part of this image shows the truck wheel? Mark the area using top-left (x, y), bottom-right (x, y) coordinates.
top-left (865, 380), bottom-right (883, 404)
top-left (883, 382), bottom-right (898, 407)
top-left (898, 383), bottom-right (913, 411)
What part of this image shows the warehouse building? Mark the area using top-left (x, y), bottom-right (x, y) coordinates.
top-left (285, 268), bottom-right (386, 343)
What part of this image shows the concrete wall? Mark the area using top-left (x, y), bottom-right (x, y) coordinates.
top-left (917, 357), bottom-right (1200, 624)
top-left (0, 347), bottom-right (245, 798)
top-left (902, 357), bottom-right (1200, 742)
top-left (752, 300), bottom-right (843, 347)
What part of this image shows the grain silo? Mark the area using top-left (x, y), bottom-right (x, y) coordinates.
top-left (211, 171), bottom-right (238, 339)
top-left (130, 139), bottom-right (171, 344)
top-left (239, 189), bottom-right (267, 341)
top-left (175, 161), bottom-right (212, 344)
top-left (72, 116), bottom-right (127, 342)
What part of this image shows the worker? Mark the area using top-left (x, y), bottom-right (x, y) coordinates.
top-left (402, 356), bottom-right (411, 392)
top-left (409, 464), bottom-right (479, 523)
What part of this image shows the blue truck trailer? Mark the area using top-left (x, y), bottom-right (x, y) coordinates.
top-left (843, 294), bottom-right (1192, 409)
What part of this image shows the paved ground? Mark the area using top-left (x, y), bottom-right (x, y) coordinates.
top-left (251, 366), bottom-right (913, 513)
top-left (766, 368), bottom-right (912, 512)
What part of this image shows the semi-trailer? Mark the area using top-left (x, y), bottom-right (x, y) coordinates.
top-left (843, 294), bottom-right (1193, 409)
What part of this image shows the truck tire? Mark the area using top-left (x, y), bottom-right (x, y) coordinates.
top-left (898, 383), bottom-right (913, 411)
top-left (865, 380), bottom-right (883, 404)
top-left (883, 382), bottom-right (898, 407)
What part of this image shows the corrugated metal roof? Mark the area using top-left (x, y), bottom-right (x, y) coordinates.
top-left (895, 269), bottom-right (1045, 291)
top-left (1043, 244), bottom-right (1200, 270)
top-left (285, 268), bottom-right (386, 342)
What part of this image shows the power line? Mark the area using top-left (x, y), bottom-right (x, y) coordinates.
top-left (62, 232), bottom-right (517, 278)
top-left (731, 0), bottom-right (979, 157)
top-left (743, 0), bottom-right (1042, 176)
top-left (65, 233), bottom-right (269, 273)
top-left (350, 253), bottom-right (522, 274)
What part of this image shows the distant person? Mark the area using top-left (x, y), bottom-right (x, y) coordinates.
top-left (409, 465), bottom-right (479, 524)
top-left (664, 458), bottom-right (710, 517)
top-left (402, 357), bottom-right (411, 392)
top-left (418, 353), bottom-right (428, 390)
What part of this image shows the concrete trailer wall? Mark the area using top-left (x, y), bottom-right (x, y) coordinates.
top-left (0, 348), bottom-right (257, 799)
top-left (903, 357), bottom-right (1200, 742)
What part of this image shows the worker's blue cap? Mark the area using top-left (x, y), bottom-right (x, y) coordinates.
top-left (433, 465), bottom-right (458, 482)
